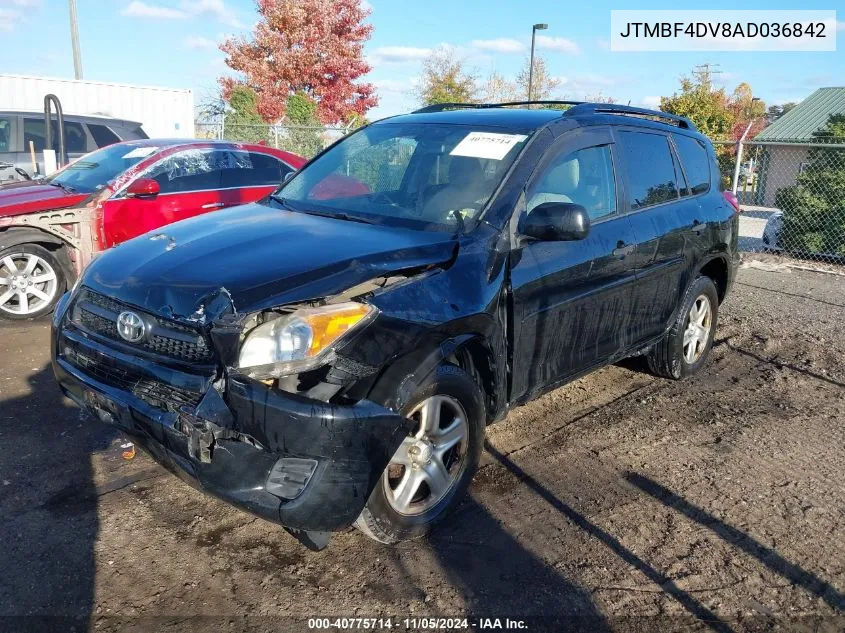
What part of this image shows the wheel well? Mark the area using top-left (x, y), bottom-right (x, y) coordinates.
top-left (449, 339), bottom-right (498, 423)
top-left (699, 257), bottom-right (728, 303)
top-left (0, 230), bottom-right (76, 284)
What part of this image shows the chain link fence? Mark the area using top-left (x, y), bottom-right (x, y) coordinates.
top-left (715, 138), bottom-right (845, 265)
top-left (195, 122), bottom-right (350, 159)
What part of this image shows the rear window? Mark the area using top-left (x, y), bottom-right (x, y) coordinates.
top-left (0, 117), bottom-right (12, 152)
top-left (24, 118), bottom-right (87, 153)
top-left (88, 124), bottom-right (121, 148)
top-left (617, 131), bottom-right (680, 210)
top-left (673, 135), bottom-right (711, 195)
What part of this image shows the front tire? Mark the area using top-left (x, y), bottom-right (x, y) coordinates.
top-left (355, 364), bottom-right (485, 544)
top-left (647, 276), bottom-right (719, 380)
top-left (0, 244), bottom-right (66, 320)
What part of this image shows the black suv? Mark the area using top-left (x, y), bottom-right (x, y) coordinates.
top-left (52, 102), bottom-right (739, 549)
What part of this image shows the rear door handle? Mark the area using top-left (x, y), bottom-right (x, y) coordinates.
top-left (201, 202), bottom-right (226, 209)
top-left (613, 241), bottom-right (635, 258)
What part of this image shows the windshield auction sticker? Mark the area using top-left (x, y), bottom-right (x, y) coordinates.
top-left (450, 132), bottom-right (528, 161)
top-left (611, 10), bottom-right (836, 51)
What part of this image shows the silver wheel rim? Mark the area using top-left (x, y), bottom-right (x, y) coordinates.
top-left (683, 294), bottom-right (712, 364)
top-left (384, 394), bottom-right (468, 516)
top-left (0, 253), bottom-right (59, 316)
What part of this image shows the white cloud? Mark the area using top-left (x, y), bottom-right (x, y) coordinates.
top-left (183, 0), bottom-right (244, 28)
top-left (0, 0), bottom-right (42, 31)
top-left (184, 35), bottom-right (216, 49)
top-left (640, 96), bottom-right (662, 108)
top-left (373, 77), bottom-right (416, 95)
top-left (121, 0), bottom-right (243, 27)
top-left (536, 35), bottom-right (580, 55)
top-left (360, 0), bottom-right (373, 13)
top-left (368, 46), bottom-right (432, 65)
top-left (471, 38), bottom-right (524, 54)
top-left (122, 1), bottom-right (188, 19)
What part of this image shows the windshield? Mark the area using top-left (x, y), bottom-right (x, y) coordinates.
top-left (48, 144), bottom-right (159, 194)
top-left (274, 123), bottom-right (531, 231)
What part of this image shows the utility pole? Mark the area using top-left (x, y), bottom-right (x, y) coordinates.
top-left (69, 0), bottom-right (83, 80)
top-left (528, 23), bottom-right (548, 101)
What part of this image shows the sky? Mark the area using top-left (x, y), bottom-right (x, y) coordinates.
top-left (1, 0), bottom-right (843, 122)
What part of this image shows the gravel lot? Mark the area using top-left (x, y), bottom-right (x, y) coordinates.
top-left (1, 259), bottom-right (843, 632)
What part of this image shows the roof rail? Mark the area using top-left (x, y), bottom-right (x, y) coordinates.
top-left (411, 100), bottom-right (585, 114)
top-left (566, 103), bottom-right (696, 131)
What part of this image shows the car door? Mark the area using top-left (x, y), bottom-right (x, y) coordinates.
top-left (615, 128), bottom-right (693, 342)
top-left (509, 127), bottom-right (639, 403)
top-left (671, 132), bottom-right (717, 266)
top-left (100, 147), bottom-right (228, 247)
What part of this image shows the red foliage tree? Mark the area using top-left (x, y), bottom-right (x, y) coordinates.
top-left (219, 0), bottom-right (378, 124)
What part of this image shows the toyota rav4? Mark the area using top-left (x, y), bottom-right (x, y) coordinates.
top-left (52, 102), bottom-right (740, 549)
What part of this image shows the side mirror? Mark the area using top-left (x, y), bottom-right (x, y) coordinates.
top-left (521, 202), bottom-right (591, 241)
top-left (126, 178), bottom-right (160, 199)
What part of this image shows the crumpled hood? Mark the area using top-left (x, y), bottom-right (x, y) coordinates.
top-left (0, 180), bottom-right (89, 217)
top-left (82, 203), bottom-right (457, 322)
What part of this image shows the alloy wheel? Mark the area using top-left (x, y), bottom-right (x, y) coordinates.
top-left (683, 294), bottom-right (713, 364)
top-left (0, 253), bottom-right (59, 316)
top-left (384, 394), bottom-right (469, 516)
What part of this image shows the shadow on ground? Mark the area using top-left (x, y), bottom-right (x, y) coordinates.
top-left (0, 363), bottom-right (114, 631)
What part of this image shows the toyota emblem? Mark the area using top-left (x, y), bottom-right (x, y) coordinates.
top-left (116, 311), bottom-right (146, 343)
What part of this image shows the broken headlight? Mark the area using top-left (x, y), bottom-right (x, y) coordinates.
top-left (237, 302), bottom-right (377, 379)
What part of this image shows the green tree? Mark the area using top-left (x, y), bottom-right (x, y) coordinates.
top-left (224, 85), bottom-right (270, 144)
top-left (284, 92), bottom-right (325, 158)
top-left (775, 114), bottom-right (845, 256)
top-left (416, 47), bottom-right (478, 105)
top-left (515, 55), bottom-right (561, 101)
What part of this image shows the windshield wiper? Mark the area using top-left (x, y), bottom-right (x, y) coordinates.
top-left (48, 181), bottom-right (77, 194)
top-left (270, 195), bottom-right (378, 225)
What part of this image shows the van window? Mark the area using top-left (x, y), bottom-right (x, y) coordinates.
top-left (618, 131), bottom-right (680, 210)
top-left (0, 118), bottom-right (12, 152)
top-left (88, 124), bottom-right (121, 148)
top-left (24, 118), bottom-right (87, 154)
top-left (673, 135), bottom-right (711, 195)
top-left (527, 145), bottom-right (617, 221)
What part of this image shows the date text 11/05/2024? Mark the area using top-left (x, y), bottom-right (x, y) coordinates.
top-left (307, 618), bottom-right (528, 630)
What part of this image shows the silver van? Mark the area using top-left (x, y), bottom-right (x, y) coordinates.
top-left (0, 111), bottom-right (148, 182)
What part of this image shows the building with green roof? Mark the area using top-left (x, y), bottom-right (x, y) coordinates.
top-left (753, 87), bottom-right (845, 206)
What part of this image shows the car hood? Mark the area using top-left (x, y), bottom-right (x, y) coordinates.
top-left (82, 203), bottom-right (458, 322)
top-left (0, 180), bottom-right (90, 217)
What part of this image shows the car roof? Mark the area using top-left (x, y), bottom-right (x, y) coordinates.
top-left (373, 102), bottom-right (702, 138)
top-left (113, 138), bottom-right (285, 152)
top-left (378, 107), bottom-right (563, 130)
top-left (0, 110), bottom-right (142, 126)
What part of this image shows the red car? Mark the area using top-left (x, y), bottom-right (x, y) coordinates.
top-left (0, 140), bottom-right (305, 319)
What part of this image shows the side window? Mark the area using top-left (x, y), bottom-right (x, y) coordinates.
top-left (23, 118), bottom-right (87, 153)
top-left (88, 124), bottom-right (121, 148)
top-left (145, 149), bottom-right (222, 194)
top-left (673, 135), bottom-right (711, 195)
top-left (220, 151), bottom-right (289, 188)
top-left (0, 117), bottom-right (12, 152)
top-left (618, 131), bottom-right (680, 210)
top-left (527, 145), bottom-right (617, 221)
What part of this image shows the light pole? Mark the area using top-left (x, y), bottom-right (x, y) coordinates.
top-left (69, 0), bottom-right (83, 79)
top-left (528, 23), bottom-right (548, 101)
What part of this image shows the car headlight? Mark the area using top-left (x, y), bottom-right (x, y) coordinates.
top-left (238, 302), bottom-right (377, 379)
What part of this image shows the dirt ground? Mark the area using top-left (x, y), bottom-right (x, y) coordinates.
top-left (1, 259), bottom-right (843, 633)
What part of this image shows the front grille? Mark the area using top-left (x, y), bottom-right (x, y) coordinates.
top-left (62, 340), bottom-right (203, 412)
top-left (70, 288), bottom-right (213, 363)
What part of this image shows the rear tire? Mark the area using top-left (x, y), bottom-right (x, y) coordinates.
top-left (647, 276), bottom-right (719, 380)
top-left (0, 244), bottom-right (66, 320)
top-left (355, 364), bottom-right (485, 544)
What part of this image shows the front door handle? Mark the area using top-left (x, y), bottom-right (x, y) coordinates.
top-left (201, 202), bottom-right (226, 209)
top-left (613, 241), bottom-right (635, 258)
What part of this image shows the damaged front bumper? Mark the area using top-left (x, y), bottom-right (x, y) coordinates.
top-left (51, 299), bottom-right (411, 549)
